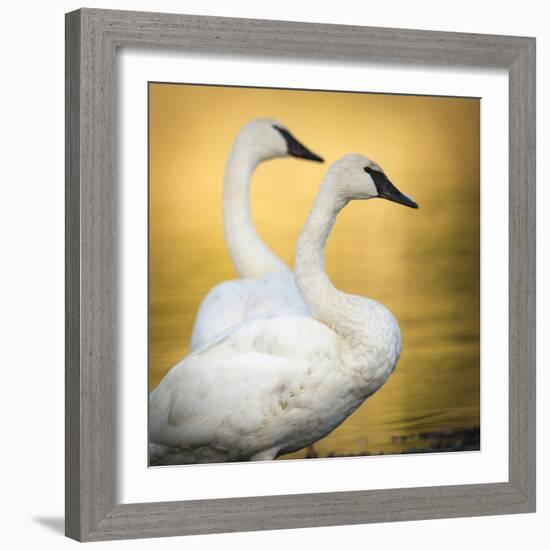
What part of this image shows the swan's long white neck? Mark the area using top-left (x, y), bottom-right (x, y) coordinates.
top-left (295, 182), bottom-right (348, 331)
top-left (295, 180), bottom-right (398, 354)
top-left (223, 143), bottom-right (287, 279)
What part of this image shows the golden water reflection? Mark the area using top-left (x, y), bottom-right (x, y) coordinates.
top-left (149, 83), bottom-right (480, 458)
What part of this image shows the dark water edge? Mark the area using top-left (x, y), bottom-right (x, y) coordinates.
top-left (302, 427), bottom-right (480, 459)
top-left (149, 427), bottom-right (481, 465)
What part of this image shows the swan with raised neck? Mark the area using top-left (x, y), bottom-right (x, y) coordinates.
top-left (150, 154), bottom-right (418, 464)
top-left (295, 153), bottom-right (417, 348)
top-left (189, 119), bottom-right (322, 350)
top-left (223, 118), bottom-right (323, 279)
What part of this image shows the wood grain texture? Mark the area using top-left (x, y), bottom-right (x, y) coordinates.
top-left (65, 8), bottom-right (536, 542)
top-left (508, 40), bottom-right (536, 509)
top-left (65, 9), bottom-right (81, 540)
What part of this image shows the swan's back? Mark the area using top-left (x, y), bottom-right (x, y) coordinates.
top-left (190, 269), bottom-right (309, 350)
top-left (189, 278), bottom-right (253, 350)
top-left (150, 314), bottom-right (340, 460)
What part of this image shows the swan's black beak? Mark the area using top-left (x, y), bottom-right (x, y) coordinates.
top-left (273, 125), bottom-right (324, 162)
top-left (364, 166), bottom-right (418, 209)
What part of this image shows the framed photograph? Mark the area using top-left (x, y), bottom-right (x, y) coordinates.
top-left (65, 8), bottom-right (535, 542)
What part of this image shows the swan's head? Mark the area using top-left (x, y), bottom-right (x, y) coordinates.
top-left (237, 118), bottom-right (324, 163)
top-left (327, 154), bottom-right (418, 209)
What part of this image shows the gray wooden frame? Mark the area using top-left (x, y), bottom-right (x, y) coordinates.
top-left (65, 8), bottom-right (536, 542)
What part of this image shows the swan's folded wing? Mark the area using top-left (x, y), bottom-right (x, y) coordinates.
top-left (190, 278), bottom-right (253, 350)
top-left (243, 270), bottom-right (310, 320)
top-left (150, 315), bottom-right (339, 451)
top-left (190, 272), bottom-right (310, 351)
top-left (193, 313), bottom-right (338, 362)
top-left (150, 351), bottom-right (297, 450)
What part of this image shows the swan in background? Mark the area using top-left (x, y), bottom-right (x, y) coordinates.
top-left (150, 154), bottom-right (418, 465)
top-left (189, 118), bottom-right (323, 350)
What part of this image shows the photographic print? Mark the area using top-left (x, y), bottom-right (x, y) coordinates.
top-left (148, 83), bottom-right (480, 466)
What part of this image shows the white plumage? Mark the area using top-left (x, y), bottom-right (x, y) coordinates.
top-left (190, 269), bottom-right (310, 352)
top-left (149, 154), bottom-right (418, 465)
top-left (190, 118), bottom-right (322, 350)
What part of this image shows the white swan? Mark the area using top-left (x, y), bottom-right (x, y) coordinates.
top-left (150, 154), bottom-right (418, 465)
top-left (189, 118), bottom-right (323, 350)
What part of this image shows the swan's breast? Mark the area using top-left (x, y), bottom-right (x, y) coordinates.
top-left (342, 299), bottom-right (402, 396)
